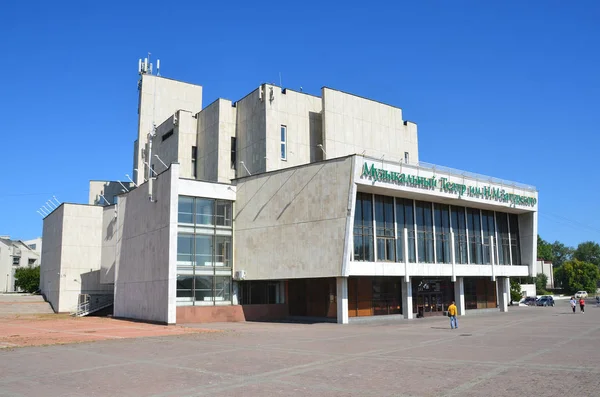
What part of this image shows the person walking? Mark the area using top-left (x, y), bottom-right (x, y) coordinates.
top-left (448, 301), bottom-right (458, 329)
top-left (570, 297), bottom-right (577, 313)
top-left (579, 297), bottom-right (586, 314)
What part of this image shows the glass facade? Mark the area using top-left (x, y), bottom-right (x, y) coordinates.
top-left (353, 193), bottom-right (374, 261)
top-left (352, 193), bottom-right (523, 266)
top-left (177, 196), bottom-right (233, 306)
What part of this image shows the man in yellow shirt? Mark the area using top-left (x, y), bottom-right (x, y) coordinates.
top-left (448, 301), bottom-right (458, 329)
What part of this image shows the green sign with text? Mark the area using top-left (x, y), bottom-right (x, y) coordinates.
top-left (360, 163), bottom-right (537, 207)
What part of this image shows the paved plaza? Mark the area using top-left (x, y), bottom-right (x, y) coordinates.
top-left (1, 303), bottom-right (599, 396)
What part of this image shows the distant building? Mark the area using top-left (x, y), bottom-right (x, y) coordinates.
top-left (0, 237), bottom-right (40, 292)
top-left (536, 260), bottom-right (554, 289)
top-left (41, 59), bottom-right (539, 324)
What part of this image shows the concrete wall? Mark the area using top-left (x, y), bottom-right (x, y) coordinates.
top-left (519, 212), bottom-right (538, 277)
top-left (135, 75), bottom-right (203, 184)
top-left (100, 206), bottom-right (119, 284)
top-left (175, 111), bottom-right (197, 179)
top-left (41, 206), bottom-right (64, 310)
top-left (264, 87), bottom-right (323, 172)
top-left (114, 164), bottom-right (178, 324)
top-left (235, 87), bottom-right (266, 176)
top-left (196, 100), bottom-right (221, 182)
top-left (151, 113), bottom-right (179, 177)
top-left (322, 88), bottom-right (418, 164)
top-left (41, 204), bottom-right (113, 313)
top-left (89, 181), bottom-right (134, 206)
top-left (234, 156), bottom-right (354, 280)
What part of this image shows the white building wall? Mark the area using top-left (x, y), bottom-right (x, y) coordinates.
top-left (234, 156), bottom-right (354, 280)
top-left (135, 75), bottom-right (203, 184)
top-left (196, 100), bottom-right (221, 182)
top-left (322, 88), bottom-right (418, 164)
top-left (217, 100), bottom-right (237, 183)
top-left (264, 87), bottom-right (323, 171)
top-left (114, 164), bottom-right (179, 324)
top-left (100, 206), bottom-right (118, 284)
top-left (235, 87), bottom-right (267, 176)
top-left (41, 207), bottom-right (64, 310)
top-left (152, 114), bottom-right (179, 176)
top-left (41, 204), bottom-right (113, 313)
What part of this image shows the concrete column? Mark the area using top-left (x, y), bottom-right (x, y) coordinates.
top-left (498, 277), bottom-right (509, 312)
top-left (454, 276), bottom-right (465, 316)
top-left (402, 279), bottom-right (413, 319)
top-left (336, 277), bottom-right (349, 324)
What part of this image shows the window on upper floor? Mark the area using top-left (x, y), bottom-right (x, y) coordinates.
top-left (404, 152), bottom-right (410, 164)
top-left (231, 137), bottom-right (237, 169)
top-left (281, 125), bottom-right (287, 160)
top-left (13, 256), bottom-right (20, 265)
top-left (192, 146), bottom-right (197, 178)
top-left (162, 129), bottom-right (174, 142)
top-left (28, 258), bottom-right (36, 266)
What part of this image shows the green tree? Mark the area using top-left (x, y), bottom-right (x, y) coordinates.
top-left (510, 279), bottom-right (522, 303)
top-left (551, 241), bottom-right (573, 268)
top-left (573, 241), bottom-right (600, 268)
top-left (535, 273), bottom-right (549, 294)
top-left (554, 259), bottom-right (599, 295)
top-left (14, 266), bottom-right (40, 293)
top-left (537, 235), bottom-right (553, 262)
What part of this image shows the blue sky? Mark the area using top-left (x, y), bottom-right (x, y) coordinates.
top-left (1, 0), bottom-right (599, 247)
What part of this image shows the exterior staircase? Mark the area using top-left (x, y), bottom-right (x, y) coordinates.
top-left (71, 294), bottom-right (113, 317)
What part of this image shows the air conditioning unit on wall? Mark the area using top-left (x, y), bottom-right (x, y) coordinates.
top-left (234, 270), bottom-right (246, 280)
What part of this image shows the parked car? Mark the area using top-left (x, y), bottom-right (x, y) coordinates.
top-left (536, 295), bottom-right (555, 307)
top-left (522, 296), bottom-right (537, 306)
top-left (575, 291), bottom-right (588, 299)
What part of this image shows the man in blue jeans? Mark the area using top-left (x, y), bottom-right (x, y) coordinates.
top-left (448, 301), bottom-right (458, 329)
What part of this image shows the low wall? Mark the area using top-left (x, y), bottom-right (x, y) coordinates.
top-left (242, 304), bottom-right (289, 322)
top-left (176, 304), bottom-right (289, 324)
top-left (176, 306), bottom-right (245, 323)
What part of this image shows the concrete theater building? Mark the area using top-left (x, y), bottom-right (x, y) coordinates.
top-left (41, 59), bottom-right (538, 324)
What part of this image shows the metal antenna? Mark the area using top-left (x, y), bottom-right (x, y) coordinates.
top-left (52, 196), bottom-right (60, 206)
top-left (155, 154), bottom-right (168, 168)
top-left (39, 208), bottom-right (49, 216)
top-left (99, 194), bottom-right (111, 206)
top-left (37, 210), bottom-right (45, 217)
top-left (117, 181), bottom-right (130, 192)
top-left (125, 174), bottom-right (138, 187)
top-left (46, 200), bottom-right (56, 209)
top-left (240, 161), bottom-right (252, 176)
top-left (317, 144), bottom-right (327, 157)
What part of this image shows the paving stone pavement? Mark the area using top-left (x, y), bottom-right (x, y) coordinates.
top-left (1, 303), bottom-right (599, 397)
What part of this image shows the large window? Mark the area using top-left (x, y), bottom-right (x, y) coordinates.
top-left (354, 193), bottom-right (374, 261)
top-left (416, 201), bottom-right (434, 263)
top-left (481, 210), bottom-right (496, 264)
top-left (496, 212), bottom-right (511, 265)
top-left (467, 208), bottom-right (483, 264)
top-left (351, 194), bottom-right (523, 266)
top-left (375, 195), bottom-right (395, 262)
top-left (239, 281), bottom-right (284, 305)
top-left (177, 196), bottom-right (233, 306)
top-left (280, 125), bottom-right (287, 160)
top-left (395, 198), bottom-right (416, 263)
top-left (451, 207), bottom-right (468, 264)
top-left (509, 214), bottom-right (520, 265)
top-left (434, 203), bottom-right (451, 264)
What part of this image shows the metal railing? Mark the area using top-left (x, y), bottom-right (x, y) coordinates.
top-left (71, 294), bottom-right (113, 317)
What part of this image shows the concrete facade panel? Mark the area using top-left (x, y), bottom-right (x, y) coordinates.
top-left (234, 157), bottom-right (353, 280)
